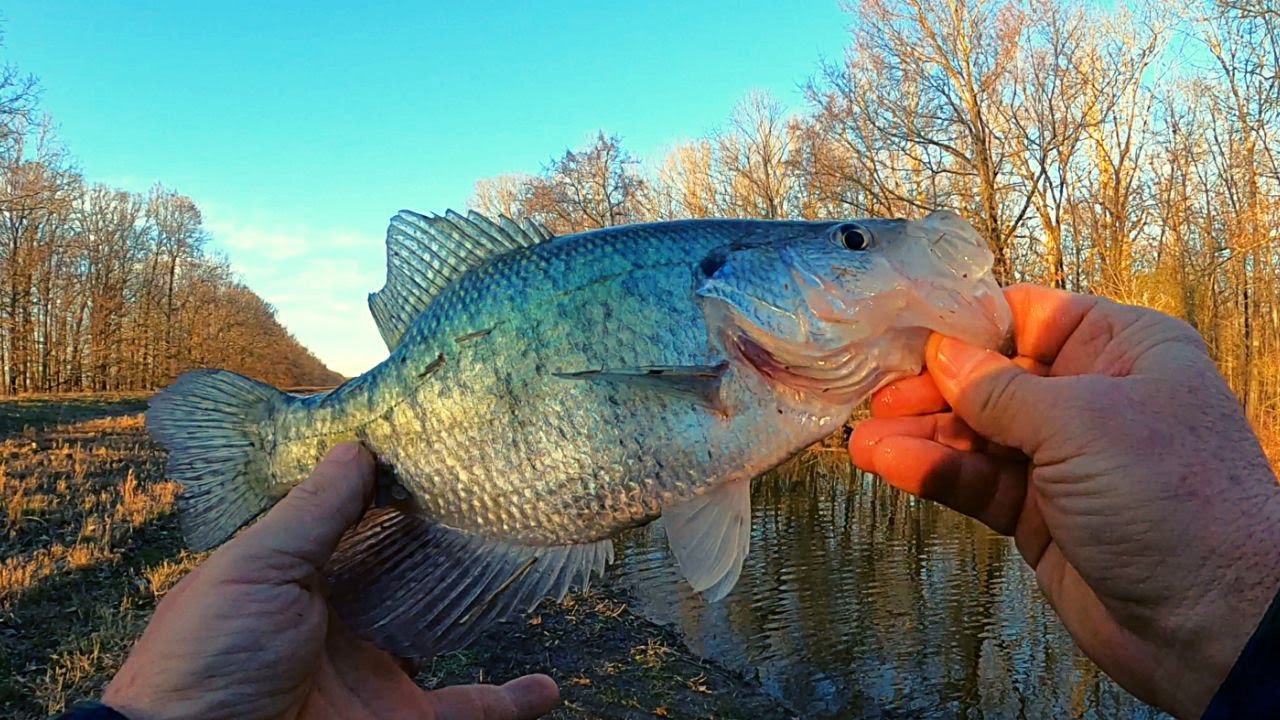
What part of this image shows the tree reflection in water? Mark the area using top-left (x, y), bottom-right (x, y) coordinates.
top-left (609, 450), bottom-right (1171, 719)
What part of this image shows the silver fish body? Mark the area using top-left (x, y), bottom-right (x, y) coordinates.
top-left (147, 209), bottom-right (1011, 657)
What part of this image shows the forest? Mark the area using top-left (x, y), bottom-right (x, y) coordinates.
top-left (469, 0), bottom-right (1280, 453)
top-left (0, 42), bottom-right (341, 393)
top-left (2, 0), bottom-right (1276, 450)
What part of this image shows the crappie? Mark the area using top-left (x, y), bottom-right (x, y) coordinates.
top-left (146, 208), bottom-right (1011, 657)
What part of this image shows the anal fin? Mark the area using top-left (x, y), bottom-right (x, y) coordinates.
top-left (326, 507), bottom-right (613, 659)
top-left (662, 477), bottom-right (752, 602)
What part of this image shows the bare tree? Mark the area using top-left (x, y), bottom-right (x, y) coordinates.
top-left (712, 91), bottom-right (794, 219)
top-left (468, 173), bottom-right (532, 219)
top-left (1002, 0), bottom-right (1165, 288)
top-left (816, 0), bottom-right (1036, 282)
top-left (459, 0), bottom-right (1280, 455)
top-left (652, 140), bottom-right (719, 219)
top-left (521, 132), bottom-right (649, 234)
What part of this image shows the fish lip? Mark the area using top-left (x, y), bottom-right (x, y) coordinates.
top-left (911, 282), bottom-right (1013, 353)
top-left (732, 332), bottom-right (863, 404)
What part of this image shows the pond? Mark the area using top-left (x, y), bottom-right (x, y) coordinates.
top-left (606, 449), bottom-right (1170, 719)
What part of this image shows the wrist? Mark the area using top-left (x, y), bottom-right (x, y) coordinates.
top-left (52, 701), bottom-right (132, 720)
top-left (1174, 485), bottom-right (1280, 718)
top-left (1200, 574), bottom-right (1280, 719)
top-left (99, 682), bottom-right (164, 720)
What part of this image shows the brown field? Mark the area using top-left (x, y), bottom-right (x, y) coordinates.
top-left (0, 395), bottom-right (195, 718)
top-left (0, 395), bottom-right (790, 720)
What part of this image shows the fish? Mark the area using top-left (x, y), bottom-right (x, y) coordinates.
top-left (145, 208), bottom-right (1012, 658)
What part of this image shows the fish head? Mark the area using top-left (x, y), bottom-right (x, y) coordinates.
top-left (695, 210), bottom-right (1013, 406)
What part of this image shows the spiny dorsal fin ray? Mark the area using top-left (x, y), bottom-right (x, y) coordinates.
top-left (368, 209), bottom-right (554, 351)
top-left (325, 506), bottom-right (613, 659)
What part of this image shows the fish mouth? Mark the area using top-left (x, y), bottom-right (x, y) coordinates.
top-left (727, 282), bottom-right (1012, 403)
top-left (913, 283), bottom-right (1013, 355)
top-left (732, 332), bottom-right (874, 403)
top-left (734, 334), bottom-right (789, 383)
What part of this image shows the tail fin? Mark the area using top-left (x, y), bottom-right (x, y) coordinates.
top-left (146, 369), bottom-right (285, 551)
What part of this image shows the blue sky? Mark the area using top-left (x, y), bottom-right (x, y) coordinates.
top-left (3, 1), bottom-right (850, 376)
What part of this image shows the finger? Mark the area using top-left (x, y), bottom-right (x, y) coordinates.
top-left (869, 435), bottom-right (1028, 535)
top-left (1013, 483), bottom-right (1050, 568)
top-left (1003, 284), bottom-right (1100, 367)
top-left (428, 674), bottom-right (560, 720)
top-left (869, 372), bottom-right (948, 417)
top-left (237, 442), bottom-right (376, 570)
top-left (1012, 354), bottom-right (1052, 376)
top-left (849, 414), bottom-right (984, 470)
top-left (989, 356), bottom-right (1047, 460)
top-left (867, 300), bottom-right (1060, 419)
top-left (869, 372), bottom-right (947, 417)
top-left (925, 334), bottom-right (1053, 455)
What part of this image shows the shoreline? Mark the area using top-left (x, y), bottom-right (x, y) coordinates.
top-left (417, 579), bottom-right (798, 720)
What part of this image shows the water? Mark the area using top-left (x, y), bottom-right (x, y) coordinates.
top-left (606, 450), bottom-right (1170, 719)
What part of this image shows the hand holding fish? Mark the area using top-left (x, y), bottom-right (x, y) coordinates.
top-left (850, 284), bottom-right (1280, 719)
top-left (145, 209), bottom-right (1013, 658)
top-left (98, 443), bottom-right (560, 720)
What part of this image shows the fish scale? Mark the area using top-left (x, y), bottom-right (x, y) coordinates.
top-left (146, 207), bottom-right (1012, 658)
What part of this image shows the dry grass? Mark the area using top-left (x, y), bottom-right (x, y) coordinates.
top-left (0, 396), bottom-right (201, 719)
top-left (0, 394), bottom-right (793, 720)
top-left (0, 393), bottom-right (149, 438)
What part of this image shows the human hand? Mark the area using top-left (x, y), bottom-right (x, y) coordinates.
top-left (849, 284), bottom-right (1280, 719)
top-left (101, 442), bottom-right (559, 720)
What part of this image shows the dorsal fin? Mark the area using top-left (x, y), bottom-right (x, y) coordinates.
top-left (368, 209), bottom-right (554, 350)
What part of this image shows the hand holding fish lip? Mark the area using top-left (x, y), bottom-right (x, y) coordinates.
top-left (849, 284), bottom-right (1280, 719)
top-left (100, 443), bottom-right (560, 720)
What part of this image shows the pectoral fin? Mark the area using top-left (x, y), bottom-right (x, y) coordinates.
top-left (554, 362), bottom-right (729, 413)
top-left (661, 477), bottom-right (752, 602)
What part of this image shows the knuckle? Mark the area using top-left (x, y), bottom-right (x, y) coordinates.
top-left (283, 478), bottom-right (329, 516)
top-left (1163, 315), bottom-right (1209, 350)
top-left (974, 367), bottom-right (1023, 419)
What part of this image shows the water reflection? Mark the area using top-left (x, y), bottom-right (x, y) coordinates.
top-left (608, 450), bottom-right (1169, 719)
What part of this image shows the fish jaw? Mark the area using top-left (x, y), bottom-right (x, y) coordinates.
top-left (722, 317), bottom-right (932, 409)
top-left (695, 215), bottom-right (1013, 407)
top-left (880, 209), bottom-right (1014, 352)
top-left (720, 281), bottom-right (1010, 408)
top-left (893, 275), bottom-right (1013, 355)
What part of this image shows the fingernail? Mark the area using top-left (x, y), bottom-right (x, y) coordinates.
top-left (929, 336), bottom-right (988, 380)
top-left (329, 442), bottom-right (360, 462)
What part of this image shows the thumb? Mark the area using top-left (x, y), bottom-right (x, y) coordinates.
top-left (926, 334), bottom-right (1050, 455)
top-left (236, 441), bottom-right (376, 570)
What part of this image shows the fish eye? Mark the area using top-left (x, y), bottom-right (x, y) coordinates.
top-left (833, 223), bottom-right (871, 251)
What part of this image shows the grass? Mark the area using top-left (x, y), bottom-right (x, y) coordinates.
top-left (0, 393), bottom-right (150, 438)
top-left (0, 400), bottom-right (203, 719)
top-left (0, 395), bottom-right (791, 720)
